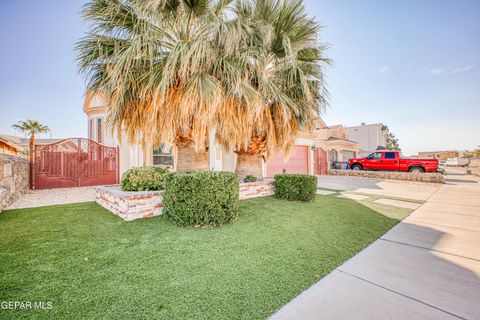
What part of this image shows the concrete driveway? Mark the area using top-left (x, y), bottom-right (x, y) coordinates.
top-left (7, 186), bottom-right (95, 210)
top-left (317, 175), bottom-right (441, 201)
top-left (271, 172), bottom-right (480, 320)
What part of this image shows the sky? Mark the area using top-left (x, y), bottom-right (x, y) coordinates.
top-left (0, 0), bottom-right (479, 156)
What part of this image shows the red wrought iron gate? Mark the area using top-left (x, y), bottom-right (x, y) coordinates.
top-left (314, 147), bottom-right (328, 175)
top-left (32, 138), bottom-right (119, 189)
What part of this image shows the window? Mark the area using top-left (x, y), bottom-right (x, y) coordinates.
top-left (89, 119), bottom-right (93, 140)
top-left (153, 144), bottom-right (174, 168)
top-left (367, 152), bottom-right (382, 160)
top-left (97, 118), bottom-right (102, 143)
top-left (385, 152), bottom-right (396, 159)
top-left (342, 151), bottom-right (355, 161)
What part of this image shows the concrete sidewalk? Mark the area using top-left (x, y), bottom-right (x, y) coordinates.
top-left (271, 173), bottom-right (480, 320)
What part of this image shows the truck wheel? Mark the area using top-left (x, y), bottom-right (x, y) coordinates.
top-left (351, 164), bottom-right (363, 171)
top-left (409, 167), bottom-right (424, 173)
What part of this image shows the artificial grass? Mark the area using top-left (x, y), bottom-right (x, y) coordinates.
top-left (0, 196), bottom-right (399, 320)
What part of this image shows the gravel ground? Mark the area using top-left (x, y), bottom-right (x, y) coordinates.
top-left (7, 187), bottom-right (96, 210)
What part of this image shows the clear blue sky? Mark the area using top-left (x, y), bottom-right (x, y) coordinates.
top-left (0, 0), bottom-right (479, 155)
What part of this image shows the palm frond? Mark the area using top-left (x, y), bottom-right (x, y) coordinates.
top-left (76, 0), bottom-right (329, 156)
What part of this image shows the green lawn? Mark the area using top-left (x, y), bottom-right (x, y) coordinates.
top-left (0, 195), bottom-right (400, 320)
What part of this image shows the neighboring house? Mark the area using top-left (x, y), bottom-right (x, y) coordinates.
top-left (0, 135), bottom-right (23, 155)
top-left (311, 120), bottom-right (361, 171)
top-left (84, 94), bottom-right (360, 177)
top-left (418, 150), bottom-right (459, 160)
top-left (345, 123), bottom-right (389, 157)
top-left (0, 134), bottom-right (63, 157)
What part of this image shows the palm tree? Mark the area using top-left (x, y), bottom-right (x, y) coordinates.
top-left (226, 0), bottom-right (330, 177)
top-left (12, 120), bottom-right (50, 157)
top-left (76, 0), bottom-right (329, 177)
top-left (12, 120), bottom-right (50, 188)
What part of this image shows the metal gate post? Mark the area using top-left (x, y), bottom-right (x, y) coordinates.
top-left (30, 145), bottom-right (35, 190)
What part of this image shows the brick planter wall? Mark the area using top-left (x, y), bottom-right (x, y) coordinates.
top-left (329, 169), bottom-right (445, 184)
top-left (239, 179), bottom-right (275, 200)
top-left (95, 186), bottom-right (164, 221)
top-left (95, 179), bottom-right (275, 221)
top-left (0, 154), bottom-right (29, 212)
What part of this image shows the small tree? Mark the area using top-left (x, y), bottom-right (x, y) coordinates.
top-left (386, 132), bottom-right (401, 152)
top-left (473, 146), bottom-right (480, 158)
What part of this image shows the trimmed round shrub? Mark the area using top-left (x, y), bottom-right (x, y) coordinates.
top-left (244, 175), bottom-right (257, 183)
top-left (274, 174), bottom-right (317, 202)
top-left (121, 166), bottom-right (169, 191)
top-left (163, 171), bottom-right (239, 227)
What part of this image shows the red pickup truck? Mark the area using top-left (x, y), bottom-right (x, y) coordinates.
top-left (348, 151), bottom-right (438, 173)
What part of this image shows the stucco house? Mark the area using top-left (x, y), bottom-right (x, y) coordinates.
top-left (345, 123), bottom-right (389, 157)
top-left (314, 122), bottom-right (361, 169)
top-left (84, 94), bottom-right (360, 177)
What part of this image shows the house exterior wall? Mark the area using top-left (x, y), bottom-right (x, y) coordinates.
top-left (294, 136), bottom-right (315, 175)
top-left (315, 126), bottom-right (346, 141)
top-left (345, 123), bottom-right (388, 154)
top-left (0, 141), bottom-right (18, 155)
top-left (84, 96), bottom-right (148, 176)
top-left (84, 94), bottom-right (355, 177)
top-left (221, 146), bottom-right (237, 172)
top-left (262, 135), bottom-right (316, 178)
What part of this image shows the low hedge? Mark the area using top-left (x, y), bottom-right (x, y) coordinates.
top-left (163, 171), bottom-right (240, 227)
top-left (274, 174), bottom-right (317, 202)
top-left (121, 166), bottom-right (169, 191)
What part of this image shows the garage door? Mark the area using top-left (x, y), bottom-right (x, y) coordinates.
top-left (266, 146), bottom-right (309, 178)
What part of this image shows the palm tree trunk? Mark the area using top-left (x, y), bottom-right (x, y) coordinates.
top-left (235, 136), bottom-right (266, 180)
top-left (236, 153), bottom-right (263, 180)
top-left (29, 133), bottom-right (35, 189)
top-left (175, 144), bottom-right (209, 172)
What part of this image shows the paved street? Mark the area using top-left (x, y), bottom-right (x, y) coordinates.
top-left (271, 171), bottom-right (480, 320)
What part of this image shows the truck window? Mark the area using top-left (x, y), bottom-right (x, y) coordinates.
top-left (367, 152), bottom-right (382, 159)
top-left (385, 152), bottom-right (396, 159)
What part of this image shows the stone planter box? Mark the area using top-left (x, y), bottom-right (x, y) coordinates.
top-left (95, 179), bottom-right (275, 221)
top-left (239, 179), bottom-right (275, 199)
top-left (95, 186), bottom-right (164, 221)
top-left (329, 169), bottom-right (445, 184)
